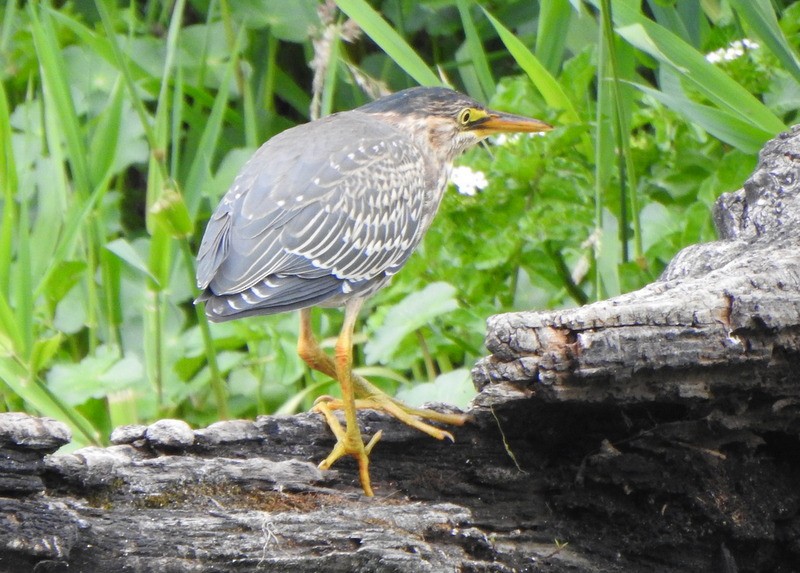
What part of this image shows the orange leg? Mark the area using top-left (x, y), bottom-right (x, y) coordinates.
top-left (299, 302), bottom-right (380, 496)
top-left (297, 304), bottom-right (468, 496)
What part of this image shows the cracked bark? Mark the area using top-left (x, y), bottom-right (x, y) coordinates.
top-left (5, 126), bottom-right (800, 572)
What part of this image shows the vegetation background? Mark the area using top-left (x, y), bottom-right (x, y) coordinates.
top-left (1, 0), bottom-right (798, 448)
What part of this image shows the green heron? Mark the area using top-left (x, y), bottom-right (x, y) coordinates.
top-left (196, 86), bottom-right (551, 495)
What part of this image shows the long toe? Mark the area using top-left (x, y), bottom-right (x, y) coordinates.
top-left (313, 400), bottom-right (378, 496)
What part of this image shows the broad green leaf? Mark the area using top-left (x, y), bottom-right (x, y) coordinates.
top-left (395, 368), bottom-right (475, 408)
top-left (47, 345), bottom-right (143, 406)
top-left (231, 0), bottom-right (319, 43)
top-left (46, 8), bottom-right (153, 85)
top-left (334, 0), bottom-right (441, 87)
top-left (365, 282), bottom-right (459, 365)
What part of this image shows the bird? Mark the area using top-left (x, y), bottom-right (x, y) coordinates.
top-left (195, 86), bottom-right (552, 496)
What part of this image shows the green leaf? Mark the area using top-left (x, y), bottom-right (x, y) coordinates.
top-left (150, 185), bottom-right (195, 239)
top-left (231, 0), bottom-right (319, 43)
top-left (633, 82), bottom-right (772, 153)
top-left (535, 0), bottom-right (572, 74)
top-left (365, 282), bottom-right (459, 365)
top-left (105, 238), bottom-right (159, 283)
top-left (456, 0), bottom-right (495, 101)
top-left (0, 84), bottom-right (17, 295)
top-left (47, 345), bottom-right (143, 406)
top-left (482, 7), bottom-right (581, 124)
top-left (334, 0), bottom-right (441, 87)
top-left (182, 27), bottom-right (244, 217)
top-left (0, 292), bottom-right (23, 356)
top-left (729, 0), bottom-right (800, 85)
top-left (30, 333), bottom-right (64, 375)
top-left (275, 380), bottom-right (328, 415)
top-left (88, 79), bottom-right (124, 186)
top-left (605, 0), bottom-right (786, 134)
top-left (27, 4), bottom-right (92, 196)
top-left (41, 261), bottom-right (87, 304)
top-left (395, 368), bottom-right (475, 409)
top-left (0, 357), bottom-right (99, 445)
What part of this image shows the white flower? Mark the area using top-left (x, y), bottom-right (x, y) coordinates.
top-left (450, 165), bottom-right (489, 196)
top-left (705, 38), bottom-right (759, 63)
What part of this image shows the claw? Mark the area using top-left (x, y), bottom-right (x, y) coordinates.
top-left (313, 394), bottom-right (336, 405)
top-left (298, 304), bottom-right (467, 496)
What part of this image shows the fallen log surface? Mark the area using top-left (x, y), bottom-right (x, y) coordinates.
top-left (4, 127), bottom-right (800, 573)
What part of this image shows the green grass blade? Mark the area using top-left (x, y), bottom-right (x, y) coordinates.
top-left (0, 357), bottom-right (100, 445)
top-left (648, 2), bottom-right (693, 45)
top-left (14, 174), bottom-right (33, 360)
top-left (729, 0), bottom-right (800, 85)
top-left (0, 293), bottom-right (24, 357)
top-left (27, 4), bottom-right (92, 196)
top-left (0, 0), bottom-right (19, 53)
top-left (456, 0), bottom-right (495, 101)
top-left (536, 0), bottom-right (573, 74)
top-left (605, 0), bottom-right (786, 134)
top-left (88, 79), bottom-right (125, 186)
top-left (334, 0), bottom-right (441, 87)
top-left (319, 25), bottom-right (342, 118)
top-left (183, 27), bottom-right (244, 216)
top-left (601, 0), bottom-right (640, 262)
top-left (0, 84), bottom-right (16, 294)
top-left (633, 83), bottom-right (769, 153)
top-left (482, 8), bottom-right (581, 124)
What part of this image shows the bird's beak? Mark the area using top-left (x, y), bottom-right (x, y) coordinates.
top-left (472, 111), bottom-right (552, 137)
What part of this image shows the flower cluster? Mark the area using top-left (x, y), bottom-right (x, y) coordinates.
top-left (450, 165), bottom-right (489, 196)
top-left (705, 39), bottom-right (760, 63)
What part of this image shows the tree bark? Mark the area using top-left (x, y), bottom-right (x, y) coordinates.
top-left (5, 127), bottom-right (800, 572)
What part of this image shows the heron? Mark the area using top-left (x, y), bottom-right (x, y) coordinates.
top-left (196, 86), bottom-right (552, 495)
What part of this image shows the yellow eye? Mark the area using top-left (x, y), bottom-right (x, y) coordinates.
top-left (458, 108), bottom-right (472, 125)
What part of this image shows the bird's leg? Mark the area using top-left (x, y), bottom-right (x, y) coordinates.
top-left (297, 307), bottom-right (337, 379)
top-left (300, 303), bottom-right (381, 496)
top-left (350, 375), bottom-right (468, 437)
top-left (298, 305), bottom-right (467, 495)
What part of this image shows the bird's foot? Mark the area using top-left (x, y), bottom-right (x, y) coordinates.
top-left (312, 398), bottom-right (382, 496)
top-left (314, 387), bottom-right (468, 442)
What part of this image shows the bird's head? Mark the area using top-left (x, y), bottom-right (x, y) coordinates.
top-left (358, 86), bottom-right (552, 163)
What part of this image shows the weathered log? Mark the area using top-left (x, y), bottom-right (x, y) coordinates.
top-left (4, 126), bottom-right (800, 572)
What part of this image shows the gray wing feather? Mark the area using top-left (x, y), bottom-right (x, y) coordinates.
top-left (195, 111), bottom-right (432, 319)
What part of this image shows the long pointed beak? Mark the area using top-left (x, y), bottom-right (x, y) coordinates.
top-left (473, 110), bottom-right (552, 136)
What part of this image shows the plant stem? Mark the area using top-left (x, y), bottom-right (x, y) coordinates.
top-left (179, 241), bottom-right (229, 419)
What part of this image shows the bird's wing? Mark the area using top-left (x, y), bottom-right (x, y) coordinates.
top-left (196, 112), bottom-right (432, 304)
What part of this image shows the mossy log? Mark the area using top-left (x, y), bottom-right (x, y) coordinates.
top-left (4, 127), bottom-right (800, 573)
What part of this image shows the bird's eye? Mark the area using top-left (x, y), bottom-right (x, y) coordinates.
top-left (458, 108), bottom-right (472, 125)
